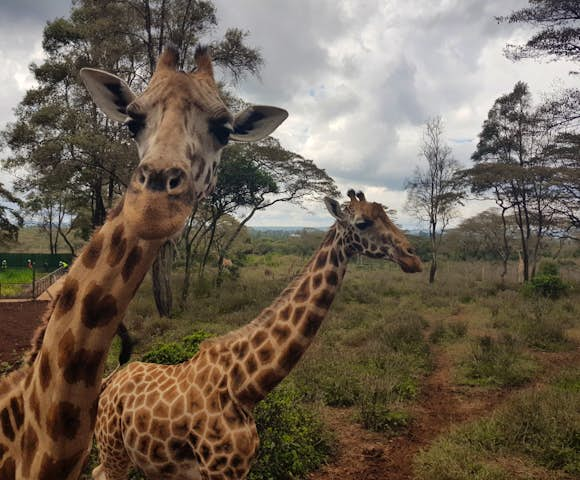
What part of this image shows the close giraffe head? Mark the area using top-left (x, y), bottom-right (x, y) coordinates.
top-left (80, 46), bottom-right (288, 240)
top-left (324, 189), bottom-right (422, 273)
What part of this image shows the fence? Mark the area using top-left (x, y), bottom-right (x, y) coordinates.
top-left (0, 267), bottom-right (67, 299)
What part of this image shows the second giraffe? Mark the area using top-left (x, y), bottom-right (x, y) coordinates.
top-left (92, 189), bottom-right (423, 480)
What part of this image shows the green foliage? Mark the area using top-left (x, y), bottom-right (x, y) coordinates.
top-left (141, 331), bottom-right (213, 364)
top-left (537, 260), bottom-right (560, 277)
top-left (249, 383), bottom-right (334, 480)
top-left (358, 384), bottom-right (410, 434)
top-left (461, 335), bottom-right (536, 387)
top-left (523, 274), bottom-right (569, 299)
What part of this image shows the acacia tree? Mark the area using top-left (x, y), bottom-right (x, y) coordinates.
top-left (406, 117), bottom-right (464, 283)
top-left (497, 0), bottom-right (580, 65)
top-left (496, 1), bottom-right (580, 245)
top-left (455, 209), bottom-right (516, 277)
top-left (463, 82), bottom-right (562, 280)
top-left (1, 0), bottom-right (264, 317)
top-left (178, 138), bottom-right (338, 305)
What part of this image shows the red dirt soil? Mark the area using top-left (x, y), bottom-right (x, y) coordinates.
top-left (0, 300), bottom-right (48, 364)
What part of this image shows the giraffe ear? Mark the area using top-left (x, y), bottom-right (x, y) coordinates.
top-left (80, 68), bottom-right (136, 122)
top-left (231, 106), bottom-right (288, 142)
top-left (324, 197), bottom-right (344, 221)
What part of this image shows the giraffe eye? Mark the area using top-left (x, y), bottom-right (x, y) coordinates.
top-left (356, 219), bottom-right (373, 230)
top-left (210, 122), bottom-right (233, 146)
top-left (125, 118), bottom-right (145, 138)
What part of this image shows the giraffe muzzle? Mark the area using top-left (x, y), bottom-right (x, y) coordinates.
top-left (135, 165), bottom-right (190, 196)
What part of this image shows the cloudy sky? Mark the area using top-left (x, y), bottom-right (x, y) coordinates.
top-left (0, 0), bottom-right (577, 229)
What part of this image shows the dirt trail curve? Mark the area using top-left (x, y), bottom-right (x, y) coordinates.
top-left (309, 346), bottom-right (507, 480)
top-left (0, 300), bottom-right (48, 364)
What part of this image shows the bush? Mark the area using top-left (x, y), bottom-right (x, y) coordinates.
top-left (141, 342), bottom-right (190, 364)
top-left (461, 335), bottom-right (536, 387)
top-left (358, 384), bottom-right (410, 434)
top-left (141, 330), bottom-right (213, 364)
top-left (249, 383), bottom-right (334, 480)
top-left (537, 260), bottom-right (559, 277)
top-left (523, 274), bottom-right (568, 299)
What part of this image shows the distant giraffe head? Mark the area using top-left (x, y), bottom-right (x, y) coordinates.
top-left (324, 189), bottom-right (422, 273)
top-left (80, 46), bottom-right (287, 240)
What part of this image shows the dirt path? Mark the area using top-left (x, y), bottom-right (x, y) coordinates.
top-left (0, 300), bottom-right (48, 364)
top-left (309, 346), bottom-right (508, 480)
top-left (309, 337), bottom-right (580, 480)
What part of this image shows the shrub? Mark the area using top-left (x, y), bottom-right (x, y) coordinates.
top-left (141, 330), bottom-right (213, 364)
top-left (358, 384), bottom-right (410, 434)
top-left (537, 260), bottom-right (559, 276)
top-left (461, 335), bottom-right (536, 387)
top-left (249, 383), bottom-right (334, 480)
top-left (523, 274), bottom-right (568, 299)
top-left (510, 299), bottom-right (572, 351)
top-left (141, 342), bottom-right (190, 364)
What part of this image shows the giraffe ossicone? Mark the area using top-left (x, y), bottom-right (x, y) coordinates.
top-left (0, 46), bottom-right (287, 480)
top-left (92, 190), bottom-right (422, 480)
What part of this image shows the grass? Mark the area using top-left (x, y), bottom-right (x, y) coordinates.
top-left (459, 335), bottom-right (537, 388)
top-left (80, 256), bottom-right (579, 479)
top-left (0, 268), bottom-right (33, 297)
top-left (414, 387), bottom-right (580, 479)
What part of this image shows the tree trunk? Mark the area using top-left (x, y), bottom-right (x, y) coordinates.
top-left (429, 259), bottom-right (437, 284)
top-left (152, 241), bottom-right (174, 317)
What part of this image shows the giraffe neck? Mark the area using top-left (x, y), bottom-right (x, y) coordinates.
top-left (20, 200), bottom-right (164, 479)
top-left (221, 224), bottom-right (350, 409)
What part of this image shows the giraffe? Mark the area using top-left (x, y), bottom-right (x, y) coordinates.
top-left (0, 46), bottom-right (287, 480)
top-left (92, 189), bottom-right (423, 480)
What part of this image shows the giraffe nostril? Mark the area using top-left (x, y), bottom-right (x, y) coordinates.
top-left (169, 176), bottom-right (181, 190)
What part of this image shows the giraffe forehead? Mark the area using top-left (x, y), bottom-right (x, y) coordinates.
top-left (141, 71), bottom-right (227, 118)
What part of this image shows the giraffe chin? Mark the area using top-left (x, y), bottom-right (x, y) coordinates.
top-left (398, 257), bottom-right (423, 273)
top-left (125, 194), bottom-right (192, 241)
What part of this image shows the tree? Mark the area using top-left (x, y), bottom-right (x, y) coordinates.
top-left (1, 0), bottom-right (265, 317)
top-left (406, 117), bottom-right (464, 283)
top-left (178, 138), bottom-right (338, 305)
top-left (0, 183), bottom-right (22, 245)
top-left (497, 0), bottom-right (580, 65)
top-left (462, 82), bottom-right (564, 280)
top-left (456, 209), bottom-right (517, 275)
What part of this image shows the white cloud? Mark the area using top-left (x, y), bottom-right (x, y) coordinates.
top-left (0, 0), bottom-right (577, 229)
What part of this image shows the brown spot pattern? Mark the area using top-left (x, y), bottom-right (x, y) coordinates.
top-left (122, 245), bottom-right (143, 282)
top-left (108, 224), bottom-right (127, 266)
top-left (278, 340), bottom-right (304, 372)
top-left (46, 401), bottom-right (81, 441)
top-left (0, 409), bottom-right (14, 442)
top-left (58, 332), bottom-right (104, 387)
top-left (9, 398), bottom-right (23, 431)
top-left (0, 457), bottom-right (15, 480)
top-left (81, 284), bottom-right (118, 329)
top-left (58, 277), bottom-right (78, 314)
top-left (38, 449), bottom-right (84, 480)
top-left (82, 232), bottom-right (104, 269)
top-left (39, 351), bottom-right (51, 392)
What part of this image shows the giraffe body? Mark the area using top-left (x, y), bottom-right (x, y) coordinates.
top-left (0, 46), bottom-right (286, 480)
top-left (93, 190), bottom-right (422, 480)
